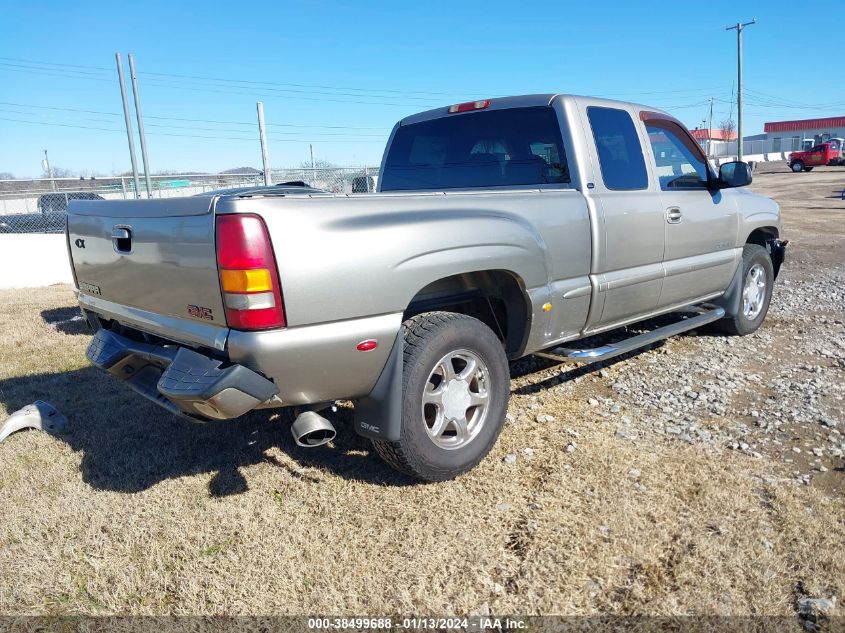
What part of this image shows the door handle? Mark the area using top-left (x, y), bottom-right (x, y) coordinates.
top-left (666, 207), bottom-right (682, 224)
top-left (111, 227), bottom-right (131, 240)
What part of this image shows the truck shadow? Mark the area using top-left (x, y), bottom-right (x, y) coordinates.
top-left (40, 306), bottom-right (89, 336)
top-left (0, 367), bottom-right (415, 497)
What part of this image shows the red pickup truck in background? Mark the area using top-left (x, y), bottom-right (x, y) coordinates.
top-left (789, 138), bottom-right (845, 172)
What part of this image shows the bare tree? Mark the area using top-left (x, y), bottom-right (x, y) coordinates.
top-left (719, 118), bottom-right (737, 140)
top-left (41, 166), bottom-right (75, 178)
top-left (298, 158), bottom-right (337, 170)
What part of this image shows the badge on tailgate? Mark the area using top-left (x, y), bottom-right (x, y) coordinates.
top-left (187, 304), bottom-right (214, 320)
top-left (78, 281), bottom-right (101, 296)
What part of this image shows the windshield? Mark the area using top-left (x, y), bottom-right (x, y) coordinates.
top-left (381, 106), bottom-right (570, 191)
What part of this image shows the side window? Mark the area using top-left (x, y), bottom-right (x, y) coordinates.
top-left (586, 106), bottom-right (648, 190)
top-left (644, 120), bottom-right (710, 190)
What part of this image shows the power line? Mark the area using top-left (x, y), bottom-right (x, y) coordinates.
top-left (0, 100), bottom-right (391, 130)
top-left (0, 55), bottom-right (112, 71)
top-left (0, 57), bottom-right (463, 101)
top-left (0, 116), bottom-right (386, 143)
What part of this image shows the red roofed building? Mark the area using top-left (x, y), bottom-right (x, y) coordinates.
top-left (764, 116), bottom-right (845, 134)
top-left (761, 115), bottom-right (845, 152)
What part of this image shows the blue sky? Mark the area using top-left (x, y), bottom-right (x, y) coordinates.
top-left (1, 0), bottom-right (843, 177)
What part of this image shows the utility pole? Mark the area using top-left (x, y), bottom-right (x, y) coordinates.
top-left (707, 97), bottom-right (714, 135)
top-left (128, 53), bottom-right (153, 198)
top-left (256, 102), bottom-right (272, 186)
top-left (42, 149), bottom-right (56, 191)
top-left (726, 19), bottom-right (755, 162)
top-left (707, 97), bottom-right (715, 158)
top-left (115, 53), bottom-right (141, 198)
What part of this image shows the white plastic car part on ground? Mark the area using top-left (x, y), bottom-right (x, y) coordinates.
top-left (0, 400), bottom-right (67, 443)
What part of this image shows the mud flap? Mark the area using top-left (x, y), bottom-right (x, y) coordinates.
top-left (713, 260), bottom-right (744, 318)
top-left (770, 239), bottom-right (788, 279)
top-left (353, 331), bottom-right (403, 442)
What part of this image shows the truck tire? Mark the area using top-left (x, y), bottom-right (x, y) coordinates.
top-left (716, 243), bottom-right (774, 336)
top-left (372, 311), bottom-right (510, 481)
top-left (790, 161), bottom-right (804, 172)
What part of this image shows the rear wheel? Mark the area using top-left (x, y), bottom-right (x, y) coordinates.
top-left (716, 243), bottom-right (774, 336)
top-left (371, 311), bottom-right (510, 481)
top-left (790, 161), bottom-right (804, 172)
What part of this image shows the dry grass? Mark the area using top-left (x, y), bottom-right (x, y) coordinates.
top-left (0, 172), bottom-right (844, 617)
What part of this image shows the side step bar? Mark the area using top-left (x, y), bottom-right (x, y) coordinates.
top-left (535, 306), bottom-right (725, 365)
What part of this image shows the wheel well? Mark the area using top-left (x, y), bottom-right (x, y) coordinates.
top-left (746, 226), bottom-right (778, 248)
top-left (404, 270), bottom-right (529, 357)
top-left (746, 226), bottom-right (784, 278)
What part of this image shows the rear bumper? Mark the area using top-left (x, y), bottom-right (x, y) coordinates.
top-left (86, 329), bottom-right (278, 420)
top-left (80, 294), bottom-right (405, 409)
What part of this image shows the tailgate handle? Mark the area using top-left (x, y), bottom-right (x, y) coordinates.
top-left (111, 226), bottom-right (133, 253)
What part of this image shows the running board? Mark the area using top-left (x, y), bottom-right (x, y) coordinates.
top-left (534, 307), bottom-right (725, 364)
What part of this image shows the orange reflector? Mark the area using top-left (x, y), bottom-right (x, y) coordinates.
top-left (220, 268), bottom-right (273, 293)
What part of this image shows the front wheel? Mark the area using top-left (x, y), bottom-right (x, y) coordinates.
top-left (716, 243), bottom-right (774, 336)
top-left (790, 161), bottom-right (804, 172)
top-left (371, 311), bottom-right (510, 481)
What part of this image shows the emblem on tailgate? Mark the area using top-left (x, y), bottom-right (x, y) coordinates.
top-left (78, 281), bottom-right (101, 296)
top-left (74, 238), bottom-right (85, 248)
top-left (187, 305), bottom-right (214, 320)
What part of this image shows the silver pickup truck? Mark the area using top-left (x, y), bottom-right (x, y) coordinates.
top-left (67, 94), bottom-right (787, 481)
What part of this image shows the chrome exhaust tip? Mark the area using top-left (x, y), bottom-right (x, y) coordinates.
top-left (291, 410), bottom-right (336, 447)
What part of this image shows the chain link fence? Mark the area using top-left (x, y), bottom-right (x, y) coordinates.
top-left (0, 167), bottom-right (379, 234)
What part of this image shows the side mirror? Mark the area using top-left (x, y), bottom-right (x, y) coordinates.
top-left (718, 161), bottom-right (752, 188)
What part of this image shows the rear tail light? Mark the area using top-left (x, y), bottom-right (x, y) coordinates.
top-left (447, 99), bottom-right (491, 114)
top-left (216, 213), bottom-right (286, 330)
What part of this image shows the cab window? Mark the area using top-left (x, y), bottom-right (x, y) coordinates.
top-left (586, 107), bottom-right (648, 190)
top-left (381, 106), bottom-right (570, 191)
top-left (644, 119), bottom-right (710, 190)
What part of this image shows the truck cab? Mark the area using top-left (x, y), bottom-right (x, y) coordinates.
top-left (789, 140), bottom-right (845, 171)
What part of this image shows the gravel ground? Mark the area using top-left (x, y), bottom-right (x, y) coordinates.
top-left (507, 163), bottom-right (845, 493)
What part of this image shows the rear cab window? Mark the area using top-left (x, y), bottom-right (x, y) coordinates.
top-left (586, 106), bottom-right (648, 190)
top-left (380, 106), bottom-right (571, 191)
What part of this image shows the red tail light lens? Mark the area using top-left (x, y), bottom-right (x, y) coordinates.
top-left (216, 213), bottom-right (286, 330)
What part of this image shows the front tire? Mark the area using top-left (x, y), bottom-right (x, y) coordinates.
top-left (790, 161), bottom-right (804, 172)
top-left (716, 243), bottom-right (774, 336)
top-left (372, 312), bottom-right (510, 481)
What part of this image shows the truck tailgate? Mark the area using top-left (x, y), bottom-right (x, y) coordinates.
top-left (67, 197), bottom-right (227, 329)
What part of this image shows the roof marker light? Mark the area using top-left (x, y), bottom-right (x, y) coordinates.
top-left (448, 100), bottom-right (491, 114)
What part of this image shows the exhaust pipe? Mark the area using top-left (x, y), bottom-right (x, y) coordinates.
top-left (291, 410), bottom-right (336, 447)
